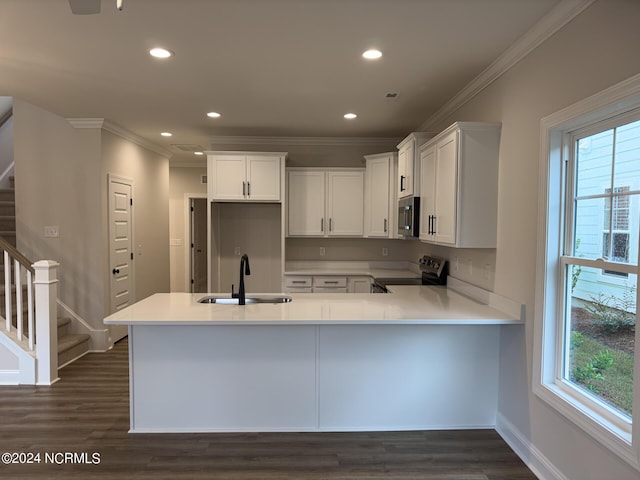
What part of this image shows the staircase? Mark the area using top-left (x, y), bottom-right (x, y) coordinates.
top-left (0, 177), bottom-right (90, 369)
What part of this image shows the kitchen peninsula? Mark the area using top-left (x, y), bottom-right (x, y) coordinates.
top-left (104, 280), bottom-right (522, 433)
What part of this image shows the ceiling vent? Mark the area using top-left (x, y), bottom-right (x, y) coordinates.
top-left (171, 144), bottom-right (205, 152)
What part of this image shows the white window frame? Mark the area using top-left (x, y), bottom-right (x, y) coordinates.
top-left (534, 73), bottom-right (640, 471)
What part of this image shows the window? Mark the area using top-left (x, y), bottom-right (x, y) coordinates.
top-left (535, 74), bottom-right (640, 471)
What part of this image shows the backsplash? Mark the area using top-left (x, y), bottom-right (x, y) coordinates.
top-left (285, 238), bottom-right (407, 262)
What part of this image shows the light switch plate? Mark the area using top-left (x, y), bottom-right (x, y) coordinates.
top-left (44, 226), bottom-right (59, 238)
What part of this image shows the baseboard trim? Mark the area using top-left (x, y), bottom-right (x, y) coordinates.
top-left (496, 412), bottom-right (568, 480)
top-left (0, 369), bottom-right (20, 385)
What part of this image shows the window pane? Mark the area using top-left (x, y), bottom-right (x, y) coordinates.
top-left (576, 129), bottom-right (613, 199)
top-left (574, 197), bottom-right (607, 259)
top-left (613, 119), bottom-right (640, 190)
top-left (565, 265), bottom-right (636, 418)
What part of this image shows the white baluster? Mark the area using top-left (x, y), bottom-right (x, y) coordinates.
top-left (15, 259), bottom-right (22, 341)
top-left (27, 270), bottom-right (34, 350)
top-left (4, 250), bottom-right (11, 332)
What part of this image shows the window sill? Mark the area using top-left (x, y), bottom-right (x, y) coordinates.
top-left (534, 382), bottom-right (638, 471)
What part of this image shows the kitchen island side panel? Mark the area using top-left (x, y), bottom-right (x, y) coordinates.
top-left (317, 325), bottom-right (500, 430)
top-left (128, 323), bottom-right (500, 432)
top-left (129, 325), bottom-right (318, 432)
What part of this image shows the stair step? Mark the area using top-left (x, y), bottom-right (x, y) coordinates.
top-left (0, 189), bottom-right (15, 202)
top-left (0, 201), bottom-right (15, 216)
top-left (57, 317), bottom-right (71, 338)
top-left (58, 333), bottom-right (90, 368)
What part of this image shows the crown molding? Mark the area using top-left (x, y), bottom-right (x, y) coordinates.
top-left (420, 0), bottom-right (597, 131)
top-left (67, 118), bottom-right (105, 129)
top-left (67, 118), bottom-right (172, 158)
top-left (209, 135), bottom-right (401, 147)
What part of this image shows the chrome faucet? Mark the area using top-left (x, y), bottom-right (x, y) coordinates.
top-left (238, 254), bottom-right (251, 305)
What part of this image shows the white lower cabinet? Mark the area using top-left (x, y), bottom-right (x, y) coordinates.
top-left (284, 275), bottom-right (372, 294)
top-left (313, 276), bottom-right (347, 294)
top-left (347, 276), bottom-right (372, 293)
top-left (284, 276), bottom-right (313, 294)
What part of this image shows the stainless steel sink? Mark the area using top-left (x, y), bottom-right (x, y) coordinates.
top-left (198, 295), bottom-right (292, 304)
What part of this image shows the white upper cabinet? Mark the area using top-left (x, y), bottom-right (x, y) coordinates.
top-left (287, 170), bottom-right (325, 236)
top-left (396, 133), bottom-right (431, 199)
top-left (287, 169), bottom-right (364, 237)
top-left (364, 152), bottom-right (397, 238)
top-left (207, 152), bottom-right (285, 202)
top-left (419, 122), bottom-right (501, 248)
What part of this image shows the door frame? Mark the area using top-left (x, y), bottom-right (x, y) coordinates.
top-left (184, 193), bottom-right (207, 292)
top-left (107, 173), bottom-right (135, 319)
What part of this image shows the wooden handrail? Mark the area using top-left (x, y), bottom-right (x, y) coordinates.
top-left (0, 108), bottom-right (12, 130)
top-left (0, 236), bottom-right (34, 273)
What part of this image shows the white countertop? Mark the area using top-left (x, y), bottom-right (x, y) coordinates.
top-left (104, 285), bottom-right (523, 326)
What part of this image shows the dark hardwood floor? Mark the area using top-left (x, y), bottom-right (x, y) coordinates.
top-left (0, 339), bottom-right (537, 479)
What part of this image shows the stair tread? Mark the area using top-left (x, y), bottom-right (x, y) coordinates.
top-left (58, 333), bottom-right (90, 354)
top-left (57, 317), bottom-right (71, 327)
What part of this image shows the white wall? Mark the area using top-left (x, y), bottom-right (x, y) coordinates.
top-left (169, 166), bottom-right (206, 292)
top-left (101, 131), bottom-right (170, 305)
top-left (13, 100), bottom-right (105, 333)
top-left (416, 1), bottom-right (640, 478)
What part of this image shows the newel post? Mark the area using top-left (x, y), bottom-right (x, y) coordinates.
top-left (33, 260), bottom-right (60, 385)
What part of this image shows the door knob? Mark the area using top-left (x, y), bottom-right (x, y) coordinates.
top-left (112, 268), bottom-right (120, 275)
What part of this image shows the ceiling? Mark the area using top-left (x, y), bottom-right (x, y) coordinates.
top-left (0, 0), bottom-right (563, 162)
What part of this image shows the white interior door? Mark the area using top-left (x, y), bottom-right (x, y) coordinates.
top-left (108, 175), bottom-right (133, 343)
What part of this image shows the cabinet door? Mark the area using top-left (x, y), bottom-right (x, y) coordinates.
top-left (287, 171), bottom-right (325, 236)
top-left (365, 156), bottom-right (391, 237)
top-left (347, 276), bottom-right (372, 293)
top-left (419, 144), bottom-right (436, 241)
top-left (246, 155), bottom-right (281, 201)
top-left (326, 171), bottom-right (364, 236)
top-left (434, 130), bottom-right (458, 245)
top-left (397, 143), bottom-right (414, 198)
top-left (209, 154), bottom-right (246, 200)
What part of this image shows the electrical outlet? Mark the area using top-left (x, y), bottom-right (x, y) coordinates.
top-left (44, 226), bottom-right (59, 238)
top-left (483, 264), bottom-right (491, 280)
top-left (234, 246), bottom-right (241, 256)
top-left (170, 238), bottom-right (182, 246)
top-left (454, 256), bottom-right (459, 272)
top-left (319, 247), bottom-right (326, 256)
top-left (382, 247), bottom-right (388, 257)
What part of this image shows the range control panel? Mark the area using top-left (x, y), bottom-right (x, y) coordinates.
top-left (418, 255), bottom-right (447, 283)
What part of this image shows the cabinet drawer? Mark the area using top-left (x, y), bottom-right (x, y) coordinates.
top-left (285, 276), bottom-right (312, 288)
top-left (285, 286), bottom-right (313, 294)
top-left (313, 276), bottom-right (347, 288)
top-left (313, 286), bottom-right (348, 294)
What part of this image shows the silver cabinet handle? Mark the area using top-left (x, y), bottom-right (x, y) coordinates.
top-left (384, 218), bottom-right (387, 233)
top-left (291, 280), bottom-right (306, 284)
top-left (242, 181), bottom-right (246, 196)
top-left (247, 181), bottom-right (250, 197)
top-left (324, 281), bottom-right (339, 284)
top-left (321, 218), bottom-right (324, 232)
top-left (329, 218), bottom-right (333, 232)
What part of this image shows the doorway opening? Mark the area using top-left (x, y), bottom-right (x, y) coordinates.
top-left (189, 197), bottom-right (208, 293)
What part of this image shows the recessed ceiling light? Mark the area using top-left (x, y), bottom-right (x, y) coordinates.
top-left (149, 47), bottom-right (173, 59)
top-left (207, 112), bottom-right (222, 118)
top-left (161, 132), bottom-right (173, 137)
top-left (344, 113), bottom-right (357, 119)
top-left (362, 49), bottom-right (382, 60)
top-left (194, 151), bottom-right (204, 156)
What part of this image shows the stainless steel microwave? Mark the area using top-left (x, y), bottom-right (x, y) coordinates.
top-left (398, 196), bottom-right (420, 237)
